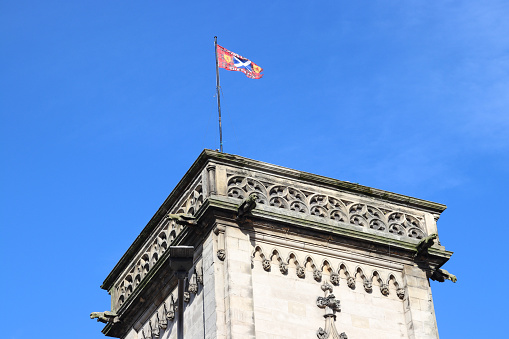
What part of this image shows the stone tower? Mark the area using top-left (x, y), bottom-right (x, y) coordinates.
top-left (92, 150), bottom-right (454, 339)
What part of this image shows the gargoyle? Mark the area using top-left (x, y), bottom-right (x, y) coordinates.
top-left (167, 213), bottom-right (196, 226)
top-left (237, 193), bottom-right (258, 220)
top-left (431, 268), bottom-right (457, 283)
top-left (414, 233), bottom-right (438, 258)
top-left (90, 311), bottom-right (117, 324)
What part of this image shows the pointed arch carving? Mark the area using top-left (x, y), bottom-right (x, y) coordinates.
top-left (251, 246), bottom-right (405, 299)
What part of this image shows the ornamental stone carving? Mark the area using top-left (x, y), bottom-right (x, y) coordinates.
top-left (227, 175), bottom-right (427, 242)
top-left (158, 308), bottom-right (167, 329)
top-left (363, 279), bottom-right (373, 292)
top-left (183, 292), bottom-right (190, 303)
top-left (251, 245), bottom-right (406, 299)
top-left (330, 273), bottom-right (340, 285)
top-left (149, 319), bottom-right (159, 338)
top-left (188, 273), bottom-right (198, 294)
top-left (217, 249), bottom-right (226, 261)
top-left (316, 281), bottom-right (347, 339)
top-left (112, 179), bottom-right (204, 310)
top-left (262, 259), bottom-right (271, 271)
top-left (314, 268), bottom-right (323, 281)
top-left (347, 277), bottom-right (355, 289)
top-left (317, 327), bottom-right (328, 339)
top-left (166, 296), bottom-right (175, 321)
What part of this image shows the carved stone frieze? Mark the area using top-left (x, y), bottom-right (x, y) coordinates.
top-left (227, 175), bottom-right (427, 241)
top-left (252, 245), bottom-right (406, 299)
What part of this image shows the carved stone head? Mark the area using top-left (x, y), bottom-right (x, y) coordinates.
top-left (262, 259), bottom-right (271, 271)
top-left (330, 272), bottom-right (340, 285)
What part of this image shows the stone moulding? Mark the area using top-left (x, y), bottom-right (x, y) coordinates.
top-left (227, 174), bottom-right (428, 241)
top-left (252, 245), bottom-right (406, 300)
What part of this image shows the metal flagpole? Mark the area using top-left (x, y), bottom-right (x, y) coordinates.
top-left (214, 36), bottom-right (223, 153)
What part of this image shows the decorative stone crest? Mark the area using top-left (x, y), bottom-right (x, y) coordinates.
top-left (316, 281), bottom-right (347, 339)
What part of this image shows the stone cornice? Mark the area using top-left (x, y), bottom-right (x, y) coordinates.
top-left (207, 150), bottom-right (447, 213)
top-left (207, 196), bottom-right (452, 265)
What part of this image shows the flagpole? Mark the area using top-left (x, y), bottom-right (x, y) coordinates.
top-left (214, 36), bottom-right (223, 153)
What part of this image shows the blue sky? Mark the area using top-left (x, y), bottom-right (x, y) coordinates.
top-left (1, 1), bottom-right (508, 338)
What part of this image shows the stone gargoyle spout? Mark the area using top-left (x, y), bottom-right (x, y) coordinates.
top-left (90, 311), bottom-right (117, 324)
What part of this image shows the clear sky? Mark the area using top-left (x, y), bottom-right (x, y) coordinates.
top-left (1, 1), bottom-right (508, 338)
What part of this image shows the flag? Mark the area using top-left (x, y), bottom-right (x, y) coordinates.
top-left (216, 45), bottom-right (263, 79)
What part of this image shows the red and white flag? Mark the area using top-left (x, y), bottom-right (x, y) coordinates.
top-left (216, 45), bottom-right (263, 79)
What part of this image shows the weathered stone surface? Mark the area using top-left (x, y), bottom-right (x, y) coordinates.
top-left (94, 150), bottom-right (453, 339)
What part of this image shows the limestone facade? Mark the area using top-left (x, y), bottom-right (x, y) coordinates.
top-left (94, 150), bottom-right (453, 339)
